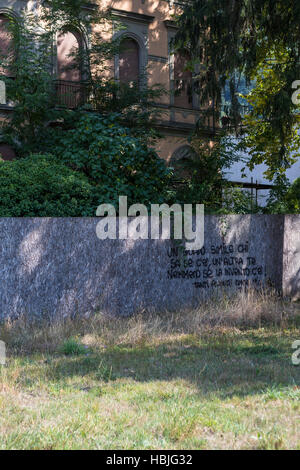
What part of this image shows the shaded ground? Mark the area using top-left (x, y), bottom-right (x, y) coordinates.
top-left (0, 325), bottom-right (299, 450)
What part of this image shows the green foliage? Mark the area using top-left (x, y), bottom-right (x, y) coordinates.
top-left (1, 1), bottom-right (164, 157)
top-left (59, 338), bottom-right (88, 356)
top-left (0, 116), bottom-right (171, 217)
top-left (221, 187), bottom-right (261, 214)
top-left (240, 46), bottom-right (300, 181)
top-left (47, 112), bottom-right (171, 208)
top-left (0, 12), bottom-right (64, 157)
top-left (0, 154), bottom-right (98, 216)
top-left (285, 178), bottom-right (300, 213)
top-left (175, 0), bottom-right (300, 177)
top-left (40, 0), bottom-right (165, 136)
top-left (0, 2), bottom-right (169, 216)
top-left (263, 175), bottom-right (291, 214)
top-left (95, 361), bottom-right (115, 382)
top-left (171, 135), bottom-right (243, 212)
top-left (89, 78), bottom-right (165, 142)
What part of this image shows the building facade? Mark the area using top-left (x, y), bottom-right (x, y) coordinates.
top-left (0, 0), bottom-right (204, 164)
top-left (1, 0), bottom-right (299, 198)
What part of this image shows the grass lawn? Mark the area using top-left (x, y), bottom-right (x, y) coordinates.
top-left (0, 294), bottom-right (299, 450)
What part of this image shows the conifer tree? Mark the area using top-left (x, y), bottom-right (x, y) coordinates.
top-left (175, 0), bottom-right (300, 179)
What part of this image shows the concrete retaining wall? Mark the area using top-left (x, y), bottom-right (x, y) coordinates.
top-left (0, 215), bottom-right (298, 319)
top-left (283, 215), bottom-right (300, 300)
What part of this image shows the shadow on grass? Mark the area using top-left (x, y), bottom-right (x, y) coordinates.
top-left (36, 332), bottom-right (300, 400)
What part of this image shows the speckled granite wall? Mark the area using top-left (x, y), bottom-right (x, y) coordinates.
top-left (283, 215), bottom-right (300, 300)
top-left (0, 215), bottom-right (297, 320)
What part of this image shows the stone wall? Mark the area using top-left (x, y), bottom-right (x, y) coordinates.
top-left (0, 215), bottom-right (298, 320)
top-left (283, 215), bottom-right (300, 300)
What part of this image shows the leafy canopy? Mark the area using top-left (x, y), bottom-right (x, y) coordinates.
top-left (46, 112), bottom-right (172, 208)
top-left (175, 0), bottom-right (300, 179)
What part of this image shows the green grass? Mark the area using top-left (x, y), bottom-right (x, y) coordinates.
top-left (59, 337), bottom-right (89, 356)
top-left (0, 327), bottom-right (299, 449)
top-left (0, 292), bottom-right (299, 450)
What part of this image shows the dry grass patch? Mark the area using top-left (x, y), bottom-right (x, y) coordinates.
top-left (0, 289), bottom-right (298, 355)
top-left (0, 290), bottom-right (299, 450)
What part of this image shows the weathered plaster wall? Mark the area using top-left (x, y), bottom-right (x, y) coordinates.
top-left (0, 215), bottom-right (295, 320)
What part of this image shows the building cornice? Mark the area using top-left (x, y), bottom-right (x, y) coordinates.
top-left (110, 9), bottom-right (155, 25)
top-left (148, 55), bottom-right (168, 64)
top-left (157, 120), bottom-right (222, 137)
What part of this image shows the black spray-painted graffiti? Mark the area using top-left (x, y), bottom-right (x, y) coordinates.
top-left (166, 242), bottom-right (267, 289)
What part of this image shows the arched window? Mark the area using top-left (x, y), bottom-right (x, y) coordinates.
top-left (174, 53), bottom-right (193, 109)
top-left (170, 145), bottom-right (196, 179)
top-left (119, 38), bottom-right (140, 86)
top-left (0, 13), bottom-right (14, 76)
top-left (57, 30), bottom-right (81, 82)
top-left (56, 30), bottom-right (83, 108)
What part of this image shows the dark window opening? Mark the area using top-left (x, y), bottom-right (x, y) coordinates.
top-left (55, 30), bottom-right (85, 109)
top-left (119, 38), bottom-right (140, 86)
top-left (174, 53), bottom-right (194, 109)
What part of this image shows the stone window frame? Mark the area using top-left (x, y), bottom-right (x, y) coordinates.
top-left (0, 7), bottom-right (20, 110)
top-left (171, 144), bottom-right (197, 163)
top-left (52, 0), bottom-right (94, 82)
top-left (53, 26), bottom-right (89, 82)
top-left (0, 7), bottom-right (20, 69)
top-left (165, 21), bottom-right (199, 110)
top-left (111, 9), bottom-right (154, 90)
top-left (0, 7), bottom-right (20, 23)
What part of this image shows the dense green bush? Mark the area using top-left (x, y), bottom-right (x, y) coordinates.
top-left (285, 177), bottom-right (300, 212)
top-left (0, 112), bottom-right (172, 216)
top-left (0, 154), bottom-right (98, 216)
top-left (48, 112), bottom-right (171, 208)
